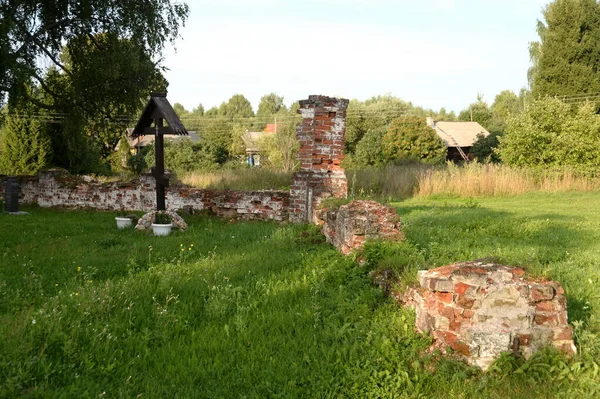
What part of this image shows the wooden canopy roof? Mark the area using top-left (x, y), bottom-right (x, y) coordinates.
top-left (131, 92), bottom-right (188, 137)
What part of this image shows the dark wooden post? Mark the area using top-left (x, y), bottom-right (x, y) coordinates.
top-left (4, 177), bottom-right (19, 213)
top-left (154, 118), bottom-right (166, 211)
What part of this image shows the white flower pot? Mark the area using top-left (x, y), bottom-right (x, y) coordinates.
top-left (152, 223), bottom-right (173, 236)
top-left (115, 217), bottom-right (132, 229)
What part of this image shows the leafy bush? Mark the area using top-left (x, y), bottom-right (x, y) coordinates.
top-left (382, 116), bottom-right (447, 164)
top-left (0, 112), bottom-right (52, 175)
top-left (144, 140), bottom-right (219, 174)
top-left (498, 98), bottom-right (600, 173)
top-left (471, 131), bottom-right (502, 163)
top-left (354, 127), bottom-right (386, 167)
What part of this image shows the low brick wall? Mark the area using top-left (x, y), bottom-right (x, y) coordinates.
top-left (2, 170), bottom-right (290, 221)
top-left (318, 200), bottom-right (404, 254)
top-left (410, 261), bottom-right (576, 370)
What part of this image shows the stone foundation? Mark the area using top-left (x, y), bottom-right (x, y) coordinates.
top-left (410, 261), bottom-right (576, 370)
top-left (318, 200), bottom-right (405, 255)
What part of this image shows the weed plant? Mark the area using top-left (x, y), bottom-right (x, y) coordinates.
top-left (1, 193), bottom-right (600, 397)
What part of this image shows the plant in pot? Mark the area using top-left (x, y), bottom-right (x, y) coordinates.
top-left (115, 210), bottom-right (133, 229)
top-left (152, 211), bottom-right (173, 236)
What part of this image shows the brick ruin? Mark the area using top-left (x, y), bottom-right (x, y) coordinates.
top-left (1, 95), bottom-right (350, 224)
top-left (318, 200), bottom-right (405, 255)
top-left (409, 261), bottom-right (576, 370)
top-left (0, 170), bottom-right (290, 221)
top-left (0, 95), bottom-right (579, 369)
top-left (290, 95), bottom-right (349, 223)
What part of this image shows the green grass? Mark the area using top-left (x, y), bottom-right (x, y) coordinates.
top-left (1, 192), bottom-right (600, 398)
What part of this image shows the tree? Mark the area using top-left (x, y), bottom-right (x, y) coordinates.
top-left (381, 116), bottom-right (446, 164)
top-left (192, 104), bottom-right (205, 116)
top-left (354, 127), bottom-right (386, 167)
top-left (458, 94), bottom-right (493, 130)
top-left (258, 118), bottom-right (300, 172)
top-left (470, 132), bottom-right (503, 163)
top-left (257, 93), bottom-right (286, 117)
top-left (0, 112), bottom-right (52, 175)
top-left (218, 94), bottom-right (254, 119)
top-left (346, 95), bottom-right (411, 154)
top-left (529, 0), bottom-right (600, 99)
top-left (173, 103), bottom-right (188, 116)
top-left (0, 0), bottom-right (188, 108)
top-left (489, 90), bottom-right (521, 133)
top-left (497, 97), bottom-right (600, 171)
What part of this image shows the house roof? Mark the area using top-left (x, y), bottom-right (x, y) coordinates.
top-left (242, 131), bottom-right (273, 153)
top-left (434, 121), bottom-right (489, 148)
top-left (131, 92), bottom-right (188, 137)
top-left (264, 124), bottom-right (277, 133)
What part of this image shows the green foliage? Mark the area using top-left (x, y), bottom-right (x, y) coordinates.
top-left (458, 94), bottom-right (494, 130)
top-left (470, 132), bottom-right (503, 163)
top-left (144, 140), bottom-right (219, 174)
top-left (382, 116), bottom-right (447, 164)
top-left (0, 0), bottom-right (188, 108)
top-left (354, 127), bottom-right (386, 167)
top-left (2, 193), bottom-right (600, 396)
top-left (498, 97), bottom-right (600, 172)
top-left (127, 151), bottom-right (149, 175)
top-left (218, 94), bottom-right (254, 119)
top-left (153, 211), bottom-right (172, 224)
top-left (258, 119), bottom-right (300, 172)
top-left (529, 0), bottom-right (600, 100)
top-left (0, 112), bottom-right (52, 175)
top-left (257, 93), bottom-right (286, 117)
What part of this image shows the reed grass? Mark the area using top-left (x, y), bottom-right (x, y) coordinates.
top-left (416, 163), bottom-right (600, 197)
top-left (178, 163), bottom-right (600, 199)
top-left (180, 168), bottom-right (293, 191)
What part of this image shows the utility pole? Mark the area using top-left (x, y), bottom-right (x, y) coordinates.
top-left (274, 116), bottom-right (277, 134)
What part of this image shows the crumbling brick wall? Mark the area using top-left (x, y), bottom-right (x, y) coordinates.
top-left (318, 200), bottom-right (405, 255)
top-left (410, 261), bottom-right (576, 370)
top-left (290, 95), bottom-right (349, 223)
top-left (3, 170), bottom-right (290, 221)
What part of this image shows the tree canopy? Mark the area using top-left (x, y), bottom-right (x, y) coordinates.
top-left (498, 97), bottom-right (600, 171)
top-left (529, 0), bottom-right (600, 99)
top-left (381, 116), bottom-right (447, 164)
top-left (0, 0), bottom-right (188, 107)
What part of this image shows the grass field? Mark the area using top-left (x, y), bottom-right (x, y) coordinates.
top-left (2, 192), bottom-right (600, 398)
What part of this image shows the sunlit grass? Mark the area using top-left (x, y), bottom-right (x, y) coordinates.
top-left (1, 193), bottom-right (600, 397)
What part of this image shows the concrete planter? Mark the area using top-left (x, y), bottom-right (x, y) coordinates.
top-left (115, 217), bottom-right (133, 229)
top-left (152, 223), bottom-right (173, 236)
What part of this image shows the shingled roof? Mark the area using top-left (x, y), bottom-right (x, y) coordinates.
top-left (131, 92), bottom-right (188, 137)
top-left (434, 121), bottom-right (489, 148)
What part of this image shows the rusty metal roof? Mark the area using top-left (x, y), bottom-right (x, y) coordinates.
top-left (131, 92), bottom-right (188, 137)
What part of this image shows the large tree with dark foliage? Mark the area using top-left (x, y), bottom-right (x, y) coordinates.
top-left (529, 0), bottom-right (600, 99)
top-left (0, 1), bottom-right (188, 173)
top-left (0, 0), bottom-right (188, 107)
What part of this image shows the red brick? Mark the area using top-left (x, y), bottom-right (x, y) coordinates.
top-left (535, 301), bottom-right (555, 312)
top-left (454, 282), bottom-right (473, 296)
top-left (435, 292), bottom-right (454, 303)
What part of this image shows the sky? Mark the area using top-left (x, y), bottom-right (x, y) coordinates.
top-left (162, 0), bottom-right (550, 114)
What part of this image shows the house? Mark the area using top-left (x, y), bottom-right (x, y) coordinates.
top-left (121, 128), bottom-right (200, 154)
top-left (241, 130), bottom-right (274, 166)
top-left (426, 117), bottom-right (489, 162)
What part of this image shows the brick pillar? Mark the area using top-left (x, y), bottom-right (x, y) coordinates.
top-left (290, 95), bottom-right (349, 223)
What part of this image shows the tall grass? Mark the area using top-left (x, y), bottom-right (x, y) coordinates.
top-left (179, 163), bottom-right (600, 199)
top-left (417, 163), bottom-right (600, 197)
top-left (180, 168), bottom-right (293, 190)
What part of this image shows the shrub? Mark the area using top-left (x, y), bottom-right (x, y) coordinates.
top-left (0, 112), bottom-right (52, 175)
top-left (382, 116), bottom-right (446, 164)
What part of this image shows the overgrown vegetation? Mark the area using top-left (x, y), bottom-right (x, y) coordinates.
top-left (2, 193), bottom-right (600, 397)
